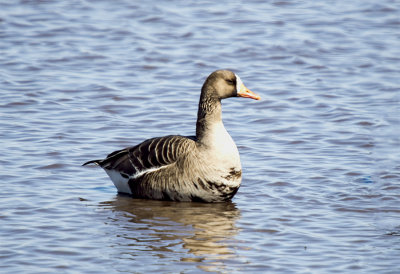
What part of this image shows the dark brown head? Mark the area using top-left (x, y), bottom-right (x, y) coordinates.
top-left (201, 70), bottom-right (260, 100)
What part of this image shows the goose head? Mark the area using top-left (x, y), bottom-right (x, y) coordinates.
top-left (202, 70), bottom-right (261, 101)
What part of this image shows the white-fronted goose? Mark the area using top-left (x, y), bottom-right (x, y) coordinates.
top-left (83, 70), bottom-right (260, 202)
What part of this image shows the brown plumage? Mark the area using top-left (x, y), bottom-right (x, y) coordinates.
top-left (83, 70), bottom-right (260, 202)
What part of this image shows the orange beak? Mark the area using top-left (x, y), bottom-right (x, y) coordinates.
top-left (237, 83), bottom-right (261, 100)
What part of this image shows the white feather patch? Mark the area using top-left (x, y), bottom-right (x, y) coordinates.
top-left (235, 74), bottom-right (243, 93)
top-left (105, 169), bottom-right (132, 194)
top-left (130, 164), bottom-right (172, 179)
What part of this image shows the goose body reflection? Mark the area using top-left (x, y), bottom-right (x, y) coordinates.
top-left (99, 195), bottom-right (241, 271)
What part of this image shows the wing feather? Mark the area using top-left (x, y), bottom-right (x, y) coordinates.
top-left (97, 135), bottom-right (196, 177)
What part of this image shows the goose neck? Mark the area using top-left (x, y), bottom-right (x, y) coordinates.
top-left (196, 88), bottom-right (223, 143)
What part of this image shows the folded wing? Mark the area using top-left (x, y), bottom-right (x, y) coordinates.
top-left (88, 135), bottom-right (196, 178)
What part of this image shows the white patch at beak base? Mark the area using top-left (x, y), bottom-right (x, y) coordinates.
top-left (235, 74), bottom-right (243, 93)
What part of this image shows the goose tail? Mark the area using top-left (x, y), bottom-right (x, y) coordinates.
top-left (82, 159), bottom-right (103, 166)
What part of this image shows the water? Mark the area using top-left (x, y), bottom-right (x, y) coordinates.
top-left (1, 0), bottom-right (399, 273)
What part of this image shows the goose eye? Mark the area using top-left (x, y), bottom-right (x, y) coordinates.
top-left (226, 79), bottom-right (235, 85)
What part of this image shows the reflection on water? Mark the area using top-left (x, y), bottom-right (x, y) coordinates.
top-left (99, 195), bottom-right (241, 272)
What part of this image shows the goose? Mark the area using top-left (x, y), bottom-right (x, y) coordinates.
top-left (83, 70), bottom-right (260, 202)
